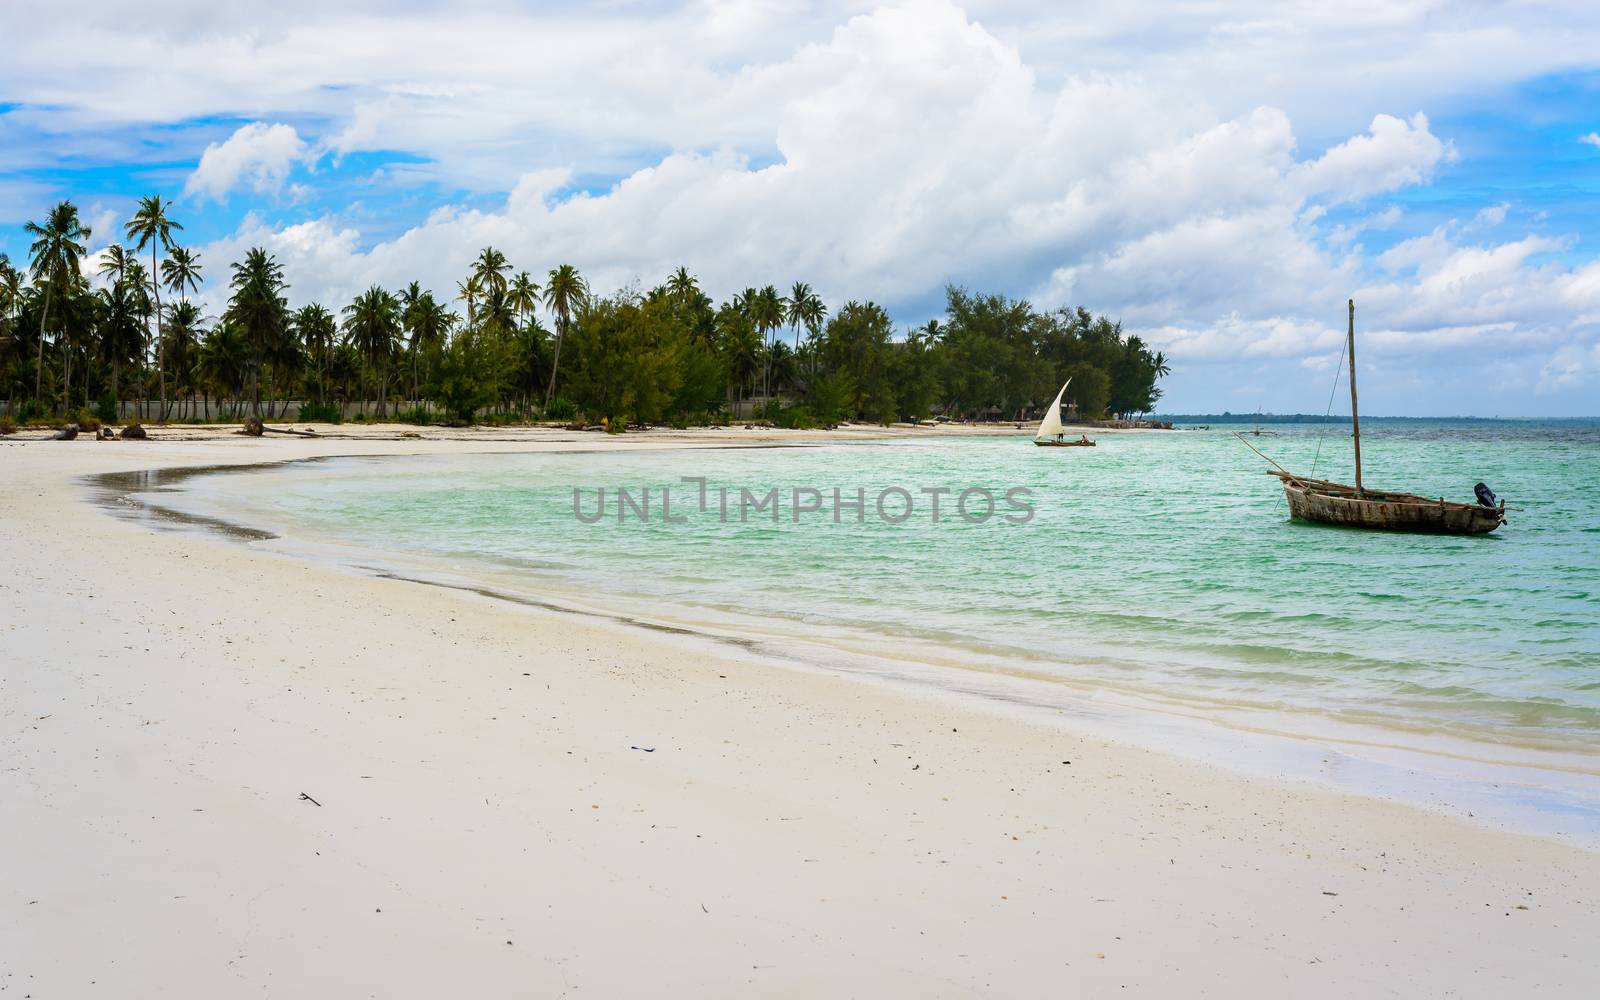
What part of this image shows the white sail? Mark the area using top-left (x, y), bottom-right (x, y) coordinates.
top-left (1035, 379), bottom-right (1070, 439)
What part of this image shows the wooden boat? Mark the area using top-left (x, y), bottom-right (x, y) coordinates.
top-left (1033, 379), bottom-right (1096, 447)
top-left (1242, 300), bottom-right (1505, 535)
top-left (1272, 471), bottom-right (1504, 534)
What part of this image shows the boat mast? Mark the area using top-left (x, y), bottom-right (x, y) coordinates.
top-left (1347, 298), bottom-right (1362, 495)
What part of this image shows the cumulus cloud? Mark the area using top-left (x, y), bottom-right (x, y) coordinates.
top-left (4, 2), bottom-right (1600, 191)
top-left (1295, 113), bottom-right (1450, 203)
top-left (184, 123), bottom-right (311, 203)
top-left (168, 3), bottom-right (1599, 410)
top-left (1580, 132), bottom-right (1600, 148)
top-left (6, 0), bottom-right (1585, 413)
top-left (190, 11), bottom-right (1449, 324)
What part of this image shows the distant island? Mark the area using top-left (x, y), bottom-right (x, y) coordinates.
top-left (1154, 413), bottom-right (1594, 424)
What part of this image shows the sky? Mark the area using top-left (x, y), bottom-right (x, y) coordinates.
top-left (2, 0), bottom-right (1598, 416)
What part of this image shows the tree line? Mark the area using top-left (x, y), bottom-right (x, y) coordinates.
top-left (0, 198), bottom-right (1169, 428)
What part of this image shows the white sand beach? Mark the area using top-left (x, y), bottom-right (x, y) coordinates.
top-left (3, 426), bottom-right (1597, 998)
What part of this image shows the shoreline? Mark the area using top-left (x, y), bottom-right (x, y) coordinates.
top-left (5, 429), bottom-right (1599, 995)
top-left (99, 444), bottom-right (1600, 846)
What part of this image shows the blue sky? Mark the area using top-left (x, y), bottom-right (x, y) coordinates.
top-left (2, 1), bottom-right (1598, 415)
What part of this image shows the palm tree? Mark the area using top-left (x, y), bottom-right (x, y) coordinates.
top-left (97, 244), bottom-right (133, 287)
top-left (667, 266), bottom-right (699, 303)
top-left (796, 290), bottom-right (828, 382)
top-left (407, 293), bottom-right (451, 411)
top-left (95, 245), bottom-right (134, 415)
top-left (227, 248), bottom-right (288, 417)
top-left (751, 285), bottom-right (784, 403)
top-left (125, 195), bottom-right (182, 420)
top-left (56, 276), bottom-right (97, 410)
top-left (161, 246), bottom-right (202, 301)
top-left (99, 279), bottom-right (144, 403)
top-left (292, 304), bottom-right (337, 408)
top-left (399, 282), bottom-right (451, 407)
top-left (472, 247), bottom-right (511, 301)
top-left (122, 259), bottom-right (154, 415)
top-left (0, 257), bottom-right (20, 413)
top-left (785, 282), bottom-right (826, 350)
top-left (783, 282), bottom-right (811, 351)
top-left (456, 275), bottom-right (480, 328)
top-left (478, 285), bottom-right (515, 336)
top-left (400, 282), bottom-right (424, 406)
top-left (24, 201), bottom-right (91, 410)
top-left (509, 271), bottom-right (540, 329)
top-left (507, 271), bottom-right (540, 415)
top-left (158, 246), bottom-right (202, 418)
top-left (342, 286), bottom-right (401, 417)
top-left (199, 318), bottom-right (249, 417)
top-left (0, 255), bottom-right (19, 334)
top-left (541, 263), bottom-right (587, 411)
top-left (767, 340), bottom-right (796, 394)
top-left (718, 308), bottom-right (762, 413)
top-left (163, 300), bottom-right (204, 418)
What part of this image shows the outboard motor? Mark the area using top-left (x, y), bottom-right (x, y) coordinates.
top-left (1475, 482), bottom-right (1499, 508)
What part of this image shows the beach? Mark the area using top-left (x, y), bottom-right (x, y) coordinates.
top-left (3, 426), bottom-right (1597, 998)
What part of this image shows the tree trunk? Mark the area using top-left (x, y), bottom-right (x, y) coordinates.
top-left (544, 315), bottom-right (566, 411)
top-left (151, 245), bottom-right (166, 423)
top-left (34, 285), bottom-right (52, 409)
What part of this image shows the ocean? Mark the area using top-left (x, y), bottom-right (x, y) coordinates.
top-left (134, 420), bottom-right (1600, 833)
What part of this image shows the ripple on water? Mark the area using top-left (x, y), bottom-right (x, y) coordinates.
top-left (156, 423), bottom-right (1600, 750)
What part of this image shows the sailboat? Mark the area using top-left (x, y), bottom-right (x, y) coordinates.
top-left (1034, 379), bottom-right (1095, 447)
top-left (1240, 300), bottom-right (1505, 534)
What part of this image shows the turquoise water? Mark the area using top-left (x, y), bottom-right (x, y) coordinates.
top-left (176, 422), bottom-right (1600, 752)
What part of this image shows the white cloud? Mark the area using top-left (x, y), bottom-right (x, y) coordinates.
top-left (1470, 202), bottom-right (1509, 229)
top-left (1295, 113), bottom-right (1450, 203)
top-left (3, 1), bottom-right (1599, 192)
top-left (1580, 132), bottom-right (1600, 148)
top-left (184, 123), bottom-right (311, 203)
top-left (86, 207), bottom-right (120, 246)
top-left (1537, 341), bottom-right (1600, 392)
top-left (5, 0), bottom-right (1585, 412)
top-left (172, 5), bottom-right (1598, 397)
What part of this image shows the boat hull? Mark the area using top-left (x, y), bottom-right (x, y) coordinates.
top-left (1034, 439), bottom-right (1095, 447)
top-left (1281, 478), bottom-right (1503, 535)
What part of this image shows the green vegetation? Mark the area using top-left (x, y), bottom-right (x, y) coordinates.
top-left (0, 198), bottom-right (1169, 427)
top-left (295, 402), bottom-right (341, 424)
